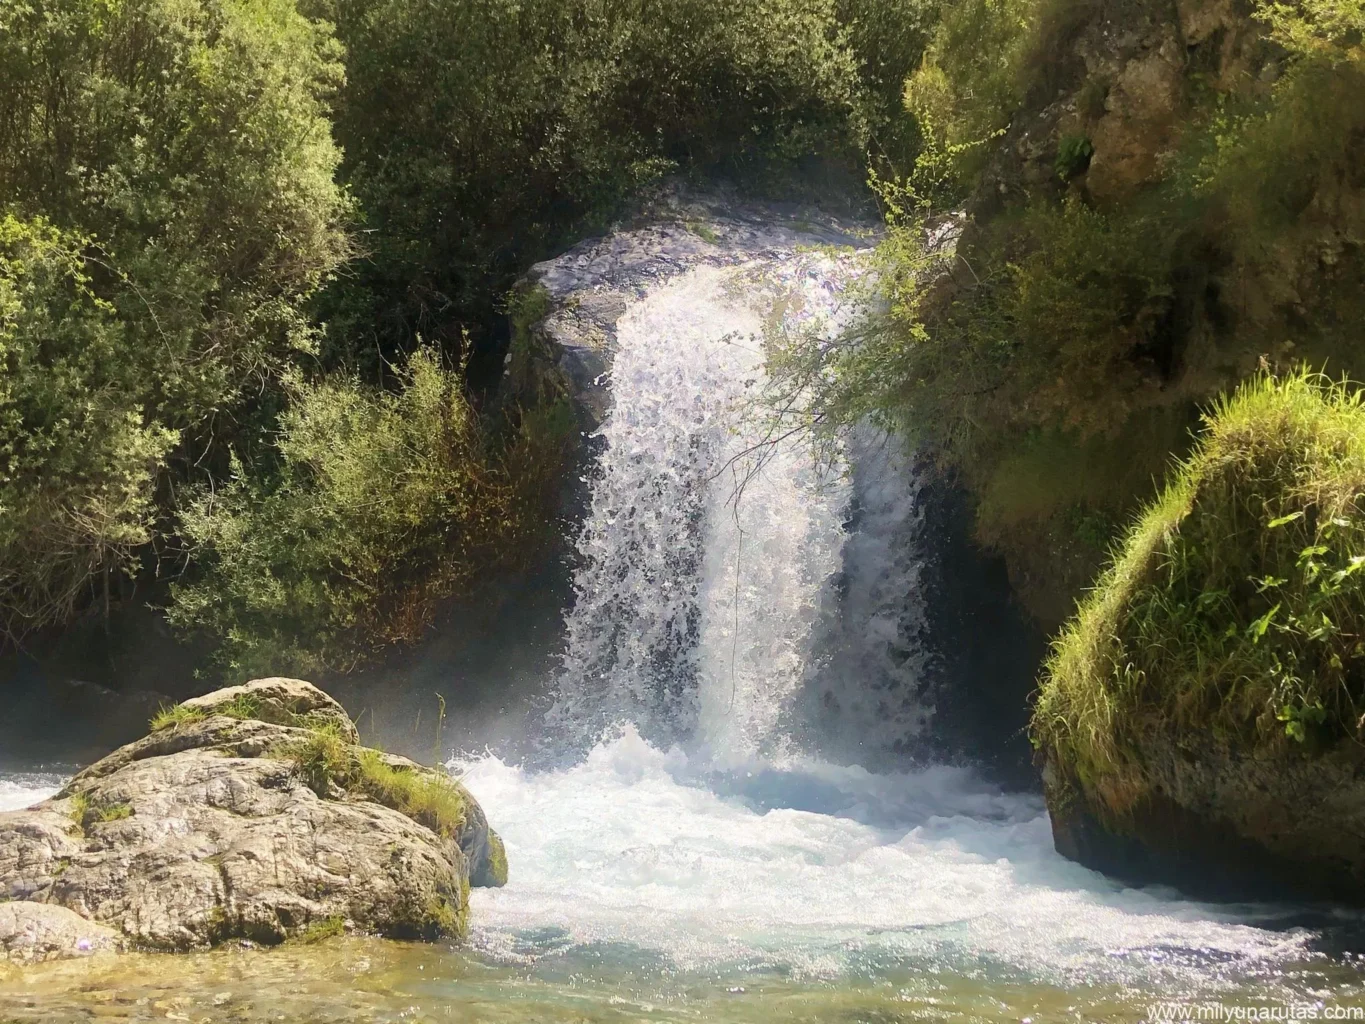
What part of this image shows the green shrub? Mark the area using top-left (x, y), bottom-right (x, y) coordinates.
top-left (0, 0), bottom-right (348, 641)
top-left (169, 349), bottom-right (561, 676)
top-left (1034, 372), bottom-right (1365, 813)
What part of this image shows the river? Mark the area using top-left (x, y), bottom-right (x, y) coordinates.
top-left (2, 243), bottom-right (1363, 1022)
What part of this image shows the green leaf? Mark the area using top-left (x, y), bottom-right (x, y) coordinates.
top-left (1247, 603), bottom-right (1280, 641)
top-left (1268, 511), bottom-right (1305, 528)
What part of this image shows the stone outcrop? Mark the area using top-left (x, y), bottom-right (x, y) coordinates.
top-left (1042, 735), bottom-right (1365, 903)
top-left (506, 184), bottom-right (874, 433)
top-left (0, 679), bottom-right (506, 961)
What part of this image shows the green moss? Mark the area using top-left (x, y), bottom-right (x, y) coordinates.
top-left (484, 832), bottom-right (509, 887)
top-left (293, 915), bottom-right (346, 945)
top-left (420, 889), bottom-right (466, 940)
top-left (1034, 371), bottom-right (1365, 814)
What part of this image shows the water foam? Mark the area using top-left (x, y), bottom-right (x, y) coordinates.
top-left (462, 732), bottom-right (1310, 989)
top-left (0, 774), bottom-right (62, 812)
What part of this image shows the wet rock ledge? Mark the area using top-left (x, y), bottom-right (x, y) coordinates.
top-left (0, 677), bottom-right (507, 964)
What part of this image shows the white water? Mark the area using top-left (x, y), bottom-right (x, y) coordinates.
top-left (462, 731), bottom-right (1309, 990)
top-left (503, 252), bottom-right (1318, 996)
top-left (0, 773), bottom-right (61, 813)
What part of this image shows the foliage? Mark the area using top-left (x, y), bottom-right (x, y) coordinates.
top-left (0, 216), bottom-right (177, 640)
top-left (0, 0), bottom-right (348, 643)
top-left (1055, 135), bottom-right (1094, 180)
top-left (311, 0), bottom-right (933, 367)
top-left (1034, 372), bottom-right (1365, 813)
top-left (170, 349), bottom-right (566, 676)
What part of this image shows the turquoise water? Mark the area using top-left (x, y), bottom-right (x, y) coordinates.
top-left (5, 735), bottom-right (1364, 1023)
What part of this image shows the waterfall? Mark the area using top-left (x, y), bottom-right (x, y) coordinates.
top-left (546, 251), bottom-right (933, 765)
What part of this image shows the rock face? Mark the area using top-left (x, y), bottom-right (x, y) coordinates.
top-left (507, 184), bottom-right (874, 433)
top-left (0, 679), bottom-right (506, 960)
top-left (1042, 737), bottom-right (1365, 903)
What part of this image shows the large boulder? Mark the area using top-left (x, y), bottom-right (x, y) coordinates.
top-left (0, 680), bottom-right (506, 958)
top-left (1033, 374), bottom-right (1365, 901)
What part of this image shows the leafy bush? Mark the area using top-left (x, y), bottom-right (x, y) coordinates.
top-left (0, 0), bottom-right (349, 641)
top-left (314, 0), bottom-right (933, 364)
top-left (169, 350), bottom-right (567, 676)
top-left (0, 216), bottom-right (177, 640)
top-left (1034, 372), bottom-right (1365, 812)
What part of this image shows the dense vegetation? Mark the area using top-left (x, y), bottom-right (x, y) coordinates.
top-left (1033, 372), bottom-right (1365, 812)
top-left (0, 0), bottom-right (934, 679)
top-left (781, 0), bottom-right (1365, 624)
top-left (3, 0), bottom-right (1361, 686)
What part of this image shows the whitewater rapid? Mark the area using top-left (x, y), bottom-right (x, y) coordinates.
top-left (458, 730), bottom-right (1308, 990)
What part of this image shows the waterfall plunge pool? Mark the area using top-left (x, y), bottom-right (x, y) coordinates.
top-left (4, 250), bottom-right (1364, 1021)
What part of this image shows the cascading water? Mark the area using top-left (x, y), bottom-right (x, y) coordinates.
top-left (547, 255), bottom-right (873, 762)
top-left (3, 225), bottom-right (1360, 1023)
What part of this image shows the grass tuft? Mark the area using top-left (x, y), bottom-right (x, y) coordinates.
top-left (1034, 370), bottom-right (1365, 812)
top-left (150, 704), bottom-right (208, 731)
top-left (66, 792), bottom-right (133, 829)
top-left (283, 723), bottom-right (355, 796)
top-left (354, 750), bottom-right (467, 839)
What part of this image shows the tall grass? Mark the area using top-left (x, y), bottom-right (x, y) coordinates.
top-left (1034, 370), bottom-right (1365, 812)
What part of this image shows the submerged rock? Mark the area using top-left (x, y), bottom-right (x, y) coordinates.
top-left (0, 679), bottom-right (506, 960)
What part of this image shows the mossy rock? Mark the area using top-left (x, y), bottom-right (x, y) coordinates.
top-left (1033, 371), bottom-right (1365, 900)
top-left (178, 677), bottom-right (360, 744)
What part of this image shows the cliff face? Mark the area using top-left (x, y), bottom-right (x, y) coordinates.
top-left (938, 0), bottom-right (1365, 628)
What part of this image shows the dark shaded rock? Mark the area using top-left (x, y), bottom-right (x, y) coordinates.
top-left (1042, 737), bottom-right (1365, 903)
